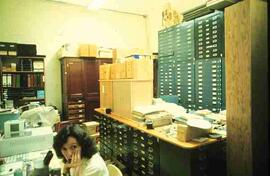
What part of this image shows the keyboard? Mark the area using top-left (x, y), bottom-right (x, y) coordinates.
top-left (1, 149), bottom-right (49, 164)
top-left (4, 153), bottom-right (30, 164)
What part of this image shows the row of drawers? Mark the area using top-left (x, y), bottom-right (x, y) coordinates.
top-left (98, 115), bottom-right (160, 175)
top-left (97, 112), bottom-right (227, 176)
top-left (66, 99), bottom-right (85, 119)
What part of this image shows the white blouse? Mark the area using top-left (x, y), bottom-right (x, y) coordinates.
top-left (70, 153), bottom-right (109, 176)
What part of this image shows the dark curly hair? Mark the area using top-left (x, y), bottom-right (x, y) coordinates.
top-left (53, 124), bottom-right (97, 163)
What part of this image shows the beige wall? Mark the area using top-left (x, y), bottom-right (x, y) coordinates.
top-left (0, 0), bottom-right (149, 111)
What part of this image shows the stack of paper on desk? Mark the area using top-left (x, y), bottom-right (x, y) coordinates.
top-left (132, 105), bottom-right (164, 117)
top-left (144, 112), bottom-right (172, 127)
top-left (132, 105), bottom-right (172, 127)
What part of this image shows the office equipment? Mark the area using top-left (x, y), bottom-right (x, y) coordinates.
top-left (0, 161), bottom-right (24, 176)
top-left (0, 109), bottom-right (20, 133)
top-left (0, 126), bottom-right (53, 157)
top-left (4, 119), bottom-right (25, 138)
top-left (20, 106), bottom-right (60, 128)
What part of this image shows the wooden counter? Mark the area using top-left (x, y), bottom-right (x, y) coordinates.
top-left (95, 108), bottom-right (223, 149)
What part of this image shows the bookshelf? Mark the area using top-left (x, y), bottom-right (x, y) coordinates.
top-left (0, 55), bottom-right (46, 108)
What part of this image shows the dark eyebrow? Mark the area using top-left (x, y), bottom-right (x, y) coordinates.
top-left (70, 143), bottom-right (79, 145)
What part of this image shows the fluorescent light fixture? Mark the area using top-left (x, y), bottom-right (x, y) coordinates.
top-left (88, 0), bottom-right (106, 10)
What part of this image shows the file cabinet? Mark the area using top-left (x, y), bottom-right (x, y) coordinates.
top-left (195, 11), bottom-right (224, 60)
top-left (158, 27), bottom-right (175, 57)
top-left (195, 58), bottom-right (224, 112)
top-left (157, 11), bottom-right (225, 112)
top-left (174, 20), bottom-right (195, 61)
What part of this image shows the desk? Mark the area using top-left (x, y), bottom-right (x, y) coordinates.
top-left (0, 149), bottom-right (62, 176)
top-left (94, 108), bottom-right (226, 176)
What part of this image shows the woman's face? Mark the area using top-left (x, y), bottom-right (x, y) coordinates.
top-left (61, 136), bottom-right (82, 162)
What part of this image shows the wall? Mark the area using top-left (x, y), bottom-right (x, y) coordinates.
top-left (146, 0), bottom-right (206, 52)
top-left (0, 0), bottom-right (149, 111)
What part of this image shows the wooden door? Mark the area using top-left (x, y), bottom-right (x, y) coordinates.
top-left (66, 59), bottom-right (84, 99)
top-left (83, 58), bottom-right (112, 120)
top-left (83, 59), bottom-right (99, 98)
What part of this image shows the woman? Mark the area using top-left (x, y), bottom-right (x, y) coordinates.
top-left (53, 124), bottom-right (109, 176)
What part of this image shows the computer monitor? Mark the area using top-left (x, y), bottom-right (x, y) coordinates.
top-left (4, 119), bottom-right (25, 138)
top-left (0, 110), bottom-right (20, 133)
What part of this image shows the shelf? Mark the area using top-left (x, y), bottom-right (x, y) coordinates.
top-left (2, 71), bottom-right (44, 74)
top-left (2, 87), bottom-right (44, 89)
top-left (1, 49), bottom-right (46, 108)
top-left (19, 98), bottom-right (45, 102)
top-left (0, 55), bottom-right (45, 59)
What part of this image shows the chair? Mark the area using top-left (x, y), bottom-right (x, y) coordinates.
top-left (107, 164), bottom-right (123, 176)
top-left (160, 95), bottom-right (179, 104)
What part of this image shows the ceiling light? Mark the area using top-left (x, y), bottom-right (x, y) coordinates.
top-left (88, 0), bottom-right (106, 10)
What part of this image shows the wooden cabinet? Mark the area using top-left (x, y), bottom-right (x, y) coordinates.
top-left (60, 57), bottom-right (112, 121)
top-left (0, 55), bottom-right (46, 108)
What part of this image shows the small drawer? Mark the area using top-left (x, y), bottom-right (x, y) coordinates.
top-left (68, 114), bottom-right (85, 120)
top-left (68, 103), bottom-right (85, 109)
top-left (68, 109), bottom-right (85, 115)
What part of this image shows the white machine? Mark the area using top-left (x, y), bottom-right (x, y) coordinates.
top-left (0, 126), bottom-right (54, 157)
top-left (4, 119), bottom-right (25, 138)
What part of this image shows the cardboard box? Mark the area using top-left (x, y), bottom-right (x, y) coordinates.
top-left (97, 48), bottom-right (113, 58)
top-left (99, 64), bottom-right (111, 80)
top-left (79, 44), bottom-right (89, 57)
top-left (82, 121), bottom-right (99, 135)
top-left (79, 44), bottom-right (97, 57)
top-left (110, 64), bottom-right (118, 79)
top-left (112, 49), bottom-right (117, 63)
top-left (89, 44), bottom-right (97, 57)
top-left (177, 124), bottom-right (210, 142)
top-left (0, 42), bottom-right (8, 56)
top-left (110, 63), bottom-right (125, 79)
top-left (7, 43), bottom-right (17, 56)
top-left (113, 80), bottom-right (153, 118)
top-left (58, 43), bottom-right (79, 58)
top-left (90, 133), bottom-right (100, 145)
top-left (125, 58), bottom-right (153, 79)
top-left (116, 48), bottom-right (145, 59)
top-left (99, 80), bottom-right (113, 109)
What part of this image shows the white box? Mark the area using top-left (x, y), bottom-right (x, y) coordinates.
top-left (82, 121), bottom-right (99, 135)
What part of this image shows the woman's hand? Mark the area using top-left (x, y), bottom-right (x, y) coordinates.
top-left (63, 149), bottom-right (82, 176)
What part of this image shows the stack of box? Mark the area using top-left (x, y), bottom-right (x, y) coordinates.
top-left (125, 58), bottom-right (153, 80)
top-left (79, 44), bottom-right (97, 57)
top-left (82, 121), bottom-right (100, 145)
top-left (99, 64), bottom-right (111, 80)
top-left (0, 42), bottom-right (17, 56)
top-left (99, 58), bottom-right (154, 118)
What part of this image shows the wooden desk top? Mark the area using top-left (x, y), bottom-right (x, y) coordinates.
top-left (95, 108), bottom-right (224, 150)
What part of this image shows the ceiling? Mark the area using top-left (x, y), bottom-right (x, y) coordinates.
top-left (49, 0), bottom-right (206, 16)
top-left (50, 0), bottom-right (156, 15)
